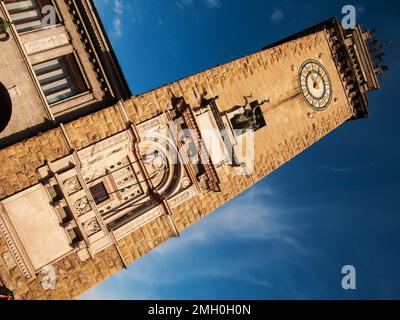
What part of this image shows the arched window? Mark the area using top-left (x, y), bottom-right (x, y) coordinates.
top-left (0, 82), bottom-right (12, 133)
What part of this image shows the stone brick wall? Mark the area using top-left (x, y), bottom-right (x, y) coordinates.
top-left (117, 214), bottom-right (176, 265)
top-left (0, 129), bottom-right (69, 200)
top-left (0, 29), bottom-right (356, 299)
top-left (64, 105), bottom-right (126, 150)
top-left (126, 30), bottom-right (354, 233)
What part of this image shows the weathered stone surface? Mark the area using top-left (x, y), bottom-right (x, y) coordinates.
top-left (0, 129), bottom-right (70, 199)
top-left (64, 105), bottom-right (127, 151)
top-left (0, 30), bottom-right (355, 300)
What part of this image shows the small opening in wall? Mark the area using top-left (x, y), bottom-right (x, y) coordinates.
top-left (0, 82), bottom-right (12, 133)
top-left (89, 182), bottom-right (109, 205)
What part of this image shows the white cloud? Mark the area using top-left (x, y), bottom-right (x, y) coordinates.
top-left (112, 0), bottom-right (124, 38)
top-left (176, 0), bottom-right (194, 10)
top-left (113, 0), bottom-right (124, 15)
top-left (111, 0), bottom-right (125, 38)
top-left (270, 7), bottom-right (283, 23)
top-left (320, 162), bottom-right (374, 173)
top-left (94, 0), bottom-right (109, 8)
top-left (154, 185), bottom-right (303, 256)
top-left (204, 0), bottom-right (222, 9)
top-left (80, 182), bottom-right (315, 300)
top-left (112, 17), bottom-right (122, 38)
top-left (93, 0), bottom-right (126, 39)
top-left (176, 0), bottom-right (222, 10)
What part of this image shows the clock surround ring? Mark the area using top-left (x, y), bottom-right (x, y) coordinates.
top-left (298, 59), bottom-right (333, 112)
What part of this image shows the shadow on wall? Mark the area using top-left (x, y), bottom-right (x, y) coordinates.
top-left (0, 95), bottom-right (119, 148)
top-left (0, 82), bottom-right (12, 133)
top-left (0, 118), bottom-right (57, 148)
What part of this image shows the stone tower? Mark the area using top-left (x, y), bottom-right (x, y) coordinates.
top-left (0, 1), bottom-right (382, 300)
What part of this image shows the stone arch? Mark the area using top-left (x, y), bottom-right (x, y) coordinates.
top-left (140, 136), bottom-right (183, 199)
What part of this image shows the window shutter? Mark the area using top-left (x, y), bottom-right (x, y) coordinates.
top-left (64, 54), bottom-right (87, 93)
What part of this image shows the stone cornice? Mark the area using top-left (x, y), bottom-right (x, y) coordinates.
top-left (326, 18), bottom-right (371, 120)
top-left (64, 0), bottom-right (131, 100)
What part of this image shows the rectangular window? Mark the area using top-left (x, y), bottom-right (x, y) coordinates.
top-left (4, 0), bottom-right (56, 33)
top-left (33, 54), bottom-right (87, 105)
top-left (89, 182), bottom-right (109, 205)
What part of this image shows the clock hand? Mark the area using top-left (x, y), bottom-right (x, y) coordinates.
top-left (311, 75), bottom-right (320, 89)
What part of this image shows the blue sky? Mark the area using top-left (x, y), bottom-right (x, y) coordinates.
top-left (81, 0), bottom-right (400, 299)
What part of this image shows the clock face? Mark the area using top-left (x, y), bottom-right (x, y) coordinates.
top-left (299, 60), bottom-right (332, 111)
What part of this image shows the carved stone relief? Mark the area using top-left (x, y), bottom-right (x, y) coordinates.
top-left (24, 33), bottom-right (69, 55)
top-left (63, 176), bottom-right (82, 195)
top-left (1, 252), bottom-right (16, 270)
top-left (73, 197), bottom-right (91, 216)
top-left (83, 218), bottom-right (101, 237)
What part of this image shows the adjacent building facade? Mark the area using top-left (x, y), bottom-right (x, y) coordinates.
top-left (0, 0), bottom-right (130, 147)
top-left (0, 1), bottom-right (382, 299)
